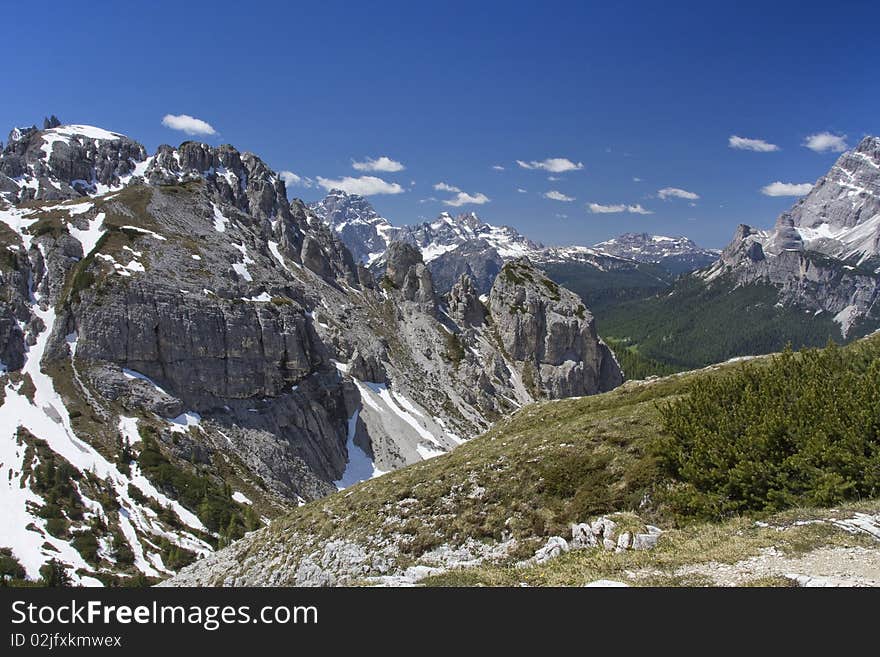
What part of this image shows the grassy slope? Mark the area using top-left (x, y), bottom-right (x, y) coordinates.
top-left (244, 333), bottom-right (880, 586)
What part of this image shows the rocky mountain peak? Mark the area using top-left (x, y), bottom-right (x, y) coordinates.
top-left (488, 258), bottom-right (622, 397)
top-left (310, 189), bottom-right (400, 265)
top-left (701, 135), bottom-right (880, 336)
top-left (594, 232), bottom-right (719, 272)
top-left (144, 141), bottom-right (291, 223)
top-left (0, 119), bottom-right (148, 203)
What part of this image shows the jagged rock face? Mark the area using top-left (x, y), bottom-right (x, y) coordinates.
top-left (488, 259), bottom-right (622, 397)
top-left (702, 136), bottom-right (880, 337)
top-left (788, 136), bottom-right (880, 242)
top-left (0, 240), bottom-right (33, 370)
top-left (309, 189), bottom-right (400, 265)
top-left (0, 123), bottom-right (147, 203)
top-left (144, 142), bottom-right (357, 286)
top-left (397, 212), bottom-right (541, 294)
top-left (69, 283), bottom-right (324, 405)
top-left (384, 241), bottom-right (437, 311)
top-left (448, 274), bottom-right (486, 327)
top-left (310, 198), bottom-right (542, 295)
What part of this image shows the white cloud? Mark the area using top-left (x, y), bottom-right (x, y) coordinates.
top-left (492, 164), bottom-right (505, 171)
top-left (433, 182), bottom-right (461, 193)
top-left (555, 213), bottom-right (568, 219)
top-left (547, 175), bottom-right (561, 181)
top-left (316, 175), bottom-right (404, 196)
top-left (761, 181), bottom-right (814, 197)
top-left (517, 188), bottom-right (527, 193)
top-left (544, 190), bottom-right (575, 202)
top-left (419, 197), bottom-right (438, 204)
top-left (443, 191), bottom-right (490, 207)
top-left (803, 132), bottom-right (848, 153)
top-left (589, 203), bottom-right (625, 213)
top-left (279, 171), bottom-right (314, 189)
top-left (351, 156), bottom-right (405, 172)
top-left (161, 113), bottom-right (216, 136)
top-left (587, 202), bottom-right (654, 215)
top-left (658, 187), bottom-right (700, 200)
top-left (633, 177), bottom-right (642, 182)
top-left (516, 157), bottom-right (584, 173)
top-left (728, 135), bottom-right (779, 152)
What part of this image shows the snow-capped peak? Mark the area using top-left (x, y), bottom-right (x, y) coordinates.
top-left (309, 190), bottom-right (401, 264)
top-left (593, 232), bottom-right (719, 264)
top-left (0, 118), bottom-right (147, 204)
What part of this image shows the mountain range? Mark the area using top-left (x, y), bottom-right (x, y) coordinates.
top-left (0, 118), bottom-right (620, 584)
top-left (311, 188), bottom-right (717, 300)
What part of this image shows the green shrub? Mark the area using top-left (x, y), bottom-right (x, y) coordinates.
top-left (0, 548), bottom-right (26, 585)
top-left (71, 532), bottom-right (99, 564)
top-left (111, 532), bottom-right (135, 566)
top-left (137, 434), bottom-right (245, 535)
top-left (655, 341), bottom-right (880, 519)
top-left (39, 559), bottom-right (71, 587)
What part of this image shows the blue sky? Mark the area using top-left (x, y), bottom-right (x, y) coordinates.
top-left (3, 0), bottom-right (877, 248)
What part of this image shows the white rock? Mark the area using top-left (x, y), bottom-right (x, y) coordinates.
top-left (615, 532), bottom-right (632, 552)
top-left (534, 536), bottom-right (570, 564)
top-left (602, 538), bottom-right (616, 551)
top-left (571, 523), bottom-right (597, 548)
top-left (591, 517), bottom-right (617, 539)
top-left (632, 533), bottom-right (659, 551)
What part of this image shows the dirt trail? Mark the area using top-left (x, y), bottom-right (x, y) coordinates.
top-left (676, 545), bottom-right (880, 586)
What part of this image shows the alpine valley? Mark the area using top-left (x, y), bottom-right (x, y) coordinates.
top-left (3, 116), bottom-right (880, 588)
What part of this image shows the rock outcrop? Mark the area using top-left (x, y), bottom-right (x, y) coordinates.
top-left (0, 121), bottom-right (147, 203)
top-left (489, 259), bottom-right (622, 397)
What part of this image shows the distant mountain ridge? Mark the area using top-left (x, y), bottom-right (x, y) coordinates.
top-left (310, 189), bottom-right (715, 293)
top-left (701, 135), bottom-right (880, 336)
top-left (594, 232), bottom-right (720, 275)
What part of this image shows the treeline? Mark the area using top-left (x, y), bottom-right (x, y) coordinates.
top-left (655, 340), bottom-right (880, 519)
top-left (603, 338), bottom-right (680, 380)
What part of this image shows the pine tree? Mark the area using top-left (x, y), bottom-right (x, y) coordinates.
top-left (39, 559), bottom-right (71, 587)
